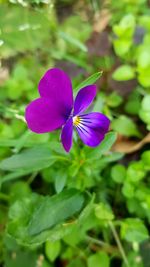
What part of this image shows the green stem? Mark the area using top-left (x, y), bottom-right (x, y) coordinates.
top-left (13, 130), bottom-right (32, 153)
top-left (86, 235), bottom-right (110, 246)
top-left (27, 172), bottom-right (38, 185)
top-left (85, 235), bottom-right (120, 255)
top-left (109, 221), bottom-right (130, 267)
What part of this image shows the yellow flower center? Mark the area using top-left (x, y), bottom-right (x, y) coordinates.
top-left (73, 116), bottom-right (81, 126)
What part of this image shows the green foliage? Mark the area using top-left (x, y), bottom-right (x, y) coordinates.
top-left (113, 14), bottom-right (135, 57)
top-left (125, 90), bottom-right (141, 115)
top-left (112, 65), bottom-right (135, 81)
top-left (0, 146), bottom-right (56, 172)
top-left (111, 164), bottom-right (126, 184)
top-left (45, 240), bottom-right (61, 262)
top-left (28, 189), bottom-right (84, 235)
top-left (0, 1), bottom-right (150, 266)
top-left (75, 71), bottom-right (102, 91)
top-left (106, 92), bottom-right (123, 108)
top-left (139, 95), bottom-right (150, 130)
top-left (111, 115), bottom-right (141, 137)
top-left (87, 252), bottom-right (110, 267)
top-left (122, 251), bottom-right (144, 267)
top-left (141, 151), bottom-right (150, 170)
top-left (121, 219), bottom-right (149, 243)
top-left (0, 4), bottom-right (54, 57)
top-left (95, 203), bottom-right (114, 221)
top-left (4, 249), bottom-right (38, 267)
top-left (6, 190), bottom-right (84, 246)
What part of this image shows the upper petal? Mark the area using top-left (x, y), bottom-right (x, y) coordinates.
top-left (73, 85), bottom-right (97, 116)
top-left (61, 118), bottom-right (73, 152)
top-left (25, 98), bottom-right (66, 133)
top-left (38, 68), bottom-right (73, 118)
top-left (75, 112), bottom-right (110, 147)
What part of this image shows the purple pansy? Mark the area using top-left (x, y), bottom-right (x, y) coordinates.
top-left (25, 68), bottom-right (110, 152)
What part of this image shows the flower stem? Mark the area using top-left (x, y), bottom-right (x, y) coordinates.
top-left (85, 235), bottom-right (120, 255)
top-left (109, 221), bottom-right (130, 267)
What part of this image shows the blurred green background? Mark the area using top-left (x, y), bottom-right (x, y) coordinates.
top-left (0, 0), bottom-right (150, 266)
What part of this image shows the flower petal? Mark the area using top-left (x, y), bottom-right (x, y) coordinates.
top-left (38, 68), bottom-right (73, 117)
top-left (25, 98), bottom-right (66, 133)
top-left (73, 85), bottom-right (97, 116)
top-left (61, 118), bottom-right (73, 152)
top-left (75, 112), bottom-right (110, 147)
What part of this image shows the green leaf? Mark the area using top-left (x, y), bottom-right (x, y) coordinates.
top-left (58, 31), bottom-right (87, 52)
top-left (138, 94), bottom-right (150, 127)
top-left (75, 72), bottom-right (102, 91)
top-left (141, 95), bottom-right (150, 111)
top-left (113, 14), bottom-right (135, 37)
top-left (96, 132), bottom-right (117, 155)
top-left (0, 170), bottom-right (31, 187)
top-left (7, 192), bottom-right (83, 246)
top-left (137, 47), bottom-right (150, 68)
top-left (78, 196), bottom-right (95, 225)
top-left (10, 182), bottom-right (31, 202)
top-left (122, 251), bottom-right (144, 267)
top-left (141, 151), bottom-right (150, 170)
top-left (67, 259), bottom-right (86, 267)
top-left (121, 219), bottom-right (149, 243)
top-left (78, 197), bottom-right (99, 232)
top-left (138, 69), bottom-right (150, 87)
top-left (0, 5), bottom-right (55, 57)
top-left (86, 132), bottom-right (117, 159)
top-left (87, 252), bottom-right (110, 267)
top-left (63, 224), bottom-right (84, 246)
top-left (112, 115), bottom-right (141, 137)
top-left (113, 39), bottom-right (132, 57)
top-left (106, 92), bottom-right (123, 107)
top-left (45, 240), bottom-right (61, 262)
top-left (126, 161), bottom-right (145, 182)
top-left (122, 182), bottom-right (134, 199)
top-left (111, 164), bottom-right (126, 184)
top-left (127, 198), bottom-right (142, 215)
top-left (28, 189), bottom-right (84, 235)
top-left (4, 249), bottom-right (37, 267)
top-left (54, 172), bottom-right (67, 193)
top-left (139, 109), bottom-right (150, 129)
top-left (112, 65), bottom-right (135, 81)
top-left (95, 203), bottom-right (114, 221)
top-left (0, 146), bottom-right (56, 172)
top-left (125, 91), bottom-right (141, 115)
top-left (95, 152), bottom-right (124, 171)
top-left (7, 193), bottom-right (43, 244)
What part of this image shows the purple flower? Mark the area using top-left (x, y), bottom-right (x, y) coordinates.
top-left (25, 68), bottom-right (110, 152)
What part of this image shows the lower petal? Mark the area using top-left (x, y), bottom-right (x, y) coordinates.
top-left (79, 112), bottom-right (110, 133)
top-left (61, 118), bottom-right (73, 152)
top-left (75, 112), bottom-right (110, 147)
top-left (25, 98), bottom-right (66, 133)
